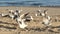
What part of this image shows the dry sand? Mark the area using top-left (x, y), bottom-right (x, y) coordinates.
top-left (0, 6), bottom-right (60, 34)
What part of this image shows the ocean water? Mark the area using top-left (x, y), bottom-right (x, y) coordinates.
top-left (0, 0), bottom-right (60, 6)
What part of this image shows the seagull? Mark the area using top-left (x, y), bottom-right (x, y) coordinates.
top-left (35, 10), bottom-right (42, 16)
top-left (25, 15), bottom-right (33, 21)
top-left (7, 9), bottom-right (14, 14)
top-left (15, 9), bottom-right (22, 14)
top-left (16, 13), bottom-right (26, 24)
top-left (0, 13), bottom-right (9, 17)
top-left (0, 13), bottom-right (15, 20)
top-left (12, 9), bottom-right (23, 19)
top-left (18, 19), bottom-right (28, 29)
top-left (44, 9), bottom-right (48, 15)
top-left (40, 9), bottom-right (48, 17)
top-left (42, 16), bottom-right (52, 26)
top-left (7, 9), bottom-right (22, 20)
top-left (16, 12), bottom-right (33, 22)
top-left (23, 12), bottom-right (33, 21)
top-left (16, 14), bottom-right (28, 29)
top-left (36, 9), bottom-right (48, 17)
top-left (8, 13), bottom-right (15, 20)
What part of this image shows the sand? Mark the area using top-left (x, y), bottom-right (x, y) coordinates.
top-left (0, 6), bottom-right (60, 34)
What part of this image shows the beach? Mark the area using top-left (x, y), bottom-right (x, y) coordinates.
top-left (0, 6), bottom-right (60, 34)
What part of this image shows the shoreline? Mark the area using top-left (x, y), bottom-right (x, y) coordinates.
top-left (0, 6), bottom-right (60, 8)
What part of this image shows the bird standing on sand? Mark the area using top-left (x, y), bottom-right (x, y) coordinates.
top-left (16, 14), bottom-right (28, 29)
top-left (42, 16), bottom-right (52, 26)
top-left (16, 12), bottom-right (33, 23)
top-left (16, 12), bottom-right (33, 29)
top-left (35, 10), bottom-right (42, 16)
top-left (35, 9), bottom-right (48, 17)
top-left (18, 19), bottom-right (28, 29)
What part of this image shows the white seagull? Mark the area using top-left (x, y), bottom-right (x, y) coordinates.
top-left (18, 19), bottom-right (28, 29)
top-left (36, 9), bottom-right (48, 17)
top-left (35, 10), bottom-right (42, 16)
top-left (42, 16), bottom-right (52, 26)
top-left (16, 14), bottom-right (28, 29)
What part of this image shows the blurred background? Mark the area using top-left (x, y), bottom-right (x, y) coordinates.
top-left (0, 0), bottom-right (60, 6)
